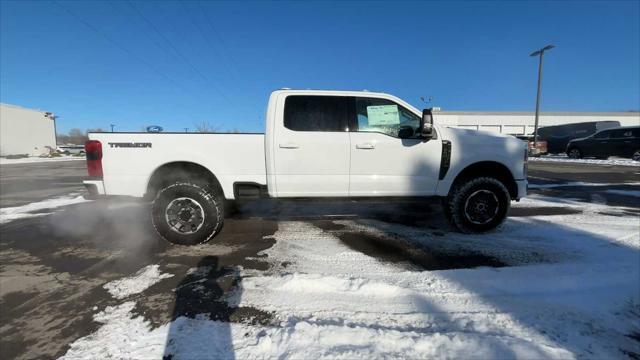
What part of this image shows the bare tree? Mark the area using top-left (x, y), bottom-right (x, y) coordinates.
top-left (65, 128), bottom-right (86, 145)
top-left (195, 121), bottom-right (219, 133)
top-left (57, 128), bottom-right (106, 145)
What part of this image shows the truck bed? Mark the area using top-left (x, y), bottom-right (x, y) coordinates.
top-left (89, 132), bottom-right (266, 199)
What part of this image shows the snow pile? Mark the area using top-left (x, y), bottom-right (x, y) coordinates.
top-left (0, 194), bottom-right (89, 224)
top-left (62, 196), bottom-right (640, 359)
top-left (103, 265), bottom-right (174, 299)
top-left (0, 155), bottom-right (85, 165)
top-left (530, 155), bottom-right (639, 167)
top-left (236, 196), bottom-right (640, 358)
top-left (62, 301), bottom-right (572, 359)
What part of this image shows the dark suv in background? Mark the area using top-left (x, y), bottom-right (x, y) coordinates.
top-left (566, 126), bottom-right (640, 160)
top-left (537, 121), bottom-right (620, 154)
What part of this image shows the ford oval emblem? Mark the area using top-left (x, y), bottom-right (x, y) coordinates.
top-left (146, 125), bottom-right (163, 133)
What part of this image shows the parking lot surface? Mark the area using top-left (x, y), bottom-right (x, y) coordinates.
top-left (1, 160), bottom-right (639, 359)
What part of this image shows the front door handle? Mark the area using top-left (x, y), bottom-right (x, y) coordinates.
top-left (356, 143), bottom-right (375, 149)
top-left (279, 143), bottom-right (299, 149)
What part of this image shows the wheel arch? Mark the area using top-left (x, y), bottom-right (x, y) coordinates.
top-left (145, 161), bottom-right (223, 200)
top-left (449, 161), bottom-right (518, 199)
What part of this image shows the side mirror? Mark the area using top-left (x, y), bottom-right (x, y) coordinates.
top-left (420, 108), bottom-right (434, 138)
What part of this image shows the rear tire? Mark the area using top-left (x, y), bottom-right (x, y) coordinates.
top-left (445, 177), bottom-right (510, 233)
top-left (152, 182), bottom-right (224, 245)
top-left (567, 147), bottom-right (582, 159)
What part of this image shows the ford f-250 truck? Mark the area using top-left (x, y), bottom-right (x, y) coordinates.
top-left (84, 90), bottom-right (528, 245)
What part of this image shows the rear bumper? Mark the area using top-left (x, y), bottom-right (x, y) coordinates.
top-left (83, 180), bottom-right (105, 199)
top-left (515, 179), bottom-right (528, 200)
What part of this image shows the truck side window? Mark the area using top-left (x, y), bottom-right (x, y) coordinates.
top-left (355, 97), bottom-right (421, 138)
top-left (284, 96), bottom-right (349, 132)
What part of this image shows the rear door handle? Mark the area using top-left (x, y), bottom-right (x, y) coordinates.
top-left (279, 143), bottom-right (299, 149)
top-left (356, 143), bottom-right (375, 149)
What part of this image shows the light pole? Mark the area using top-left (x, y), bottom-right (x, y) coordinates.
top-left (529, 44), bottom-right (555, 152)
top-left (110, 124), bottom-right (115, 132)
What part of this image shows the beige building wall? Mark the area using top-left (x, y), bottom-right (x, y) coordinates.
top-left (0, 103), bottom-right (57, 156)
top-left (434, 111), bottom-right (640, 135)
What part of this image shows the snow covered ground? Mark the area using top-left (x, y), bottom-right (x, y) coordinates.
top-left (0, 155), bottom-right (84, 165)
top-left (0, 193), bottom-right (89, 224)
top-left (530, 155), bottom-right (639, 167)
top-left (103, 265), bottom-right (174, 300)
top-left (61, 195), bottom-right (640, 359)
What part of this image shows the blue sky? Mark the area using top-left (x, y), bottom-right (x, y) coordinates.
top-left (1, 1), bottom-right (639, 134)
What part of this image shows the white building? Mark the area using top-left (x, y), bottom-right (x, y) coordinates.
top-left (434, 111), bottom-right (640, 135)
top-left (0, 103), bottom-right (57, 157)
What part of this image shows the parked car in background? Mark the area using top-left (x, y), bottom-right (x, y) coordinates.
top-left (537, 121), bottom-right (620, 154)
top-left (566, 126), bottom-right (640, 160)
top-left (57, 145), bottom-right (85, 155)
top-left (515, 135), bottom-right (548, 156)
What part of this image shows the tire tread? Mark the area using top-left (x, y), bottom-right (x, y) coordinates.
top-left (151, 181), bottom-right (223, 245)
top-left (446, 177), bottom-right (510, 233)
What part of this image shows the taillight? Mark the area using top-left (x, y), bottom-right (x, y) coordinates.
top-left (85, 140), bottom-right (103, 178)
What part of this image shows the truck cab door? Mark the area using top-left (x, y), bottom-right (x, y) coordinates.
top-left (349, 97), bottom-right (441, 197)
top-left (272, 95), bottom-right (351, 197)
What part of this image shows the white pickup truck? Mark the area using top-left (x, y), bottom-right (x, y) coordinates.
top-left (84, 90), bottom-right (527, 245)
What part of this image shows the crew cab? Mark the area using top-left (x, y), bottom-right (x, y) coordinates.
top-left (83, 90), bottom-right (528, 245)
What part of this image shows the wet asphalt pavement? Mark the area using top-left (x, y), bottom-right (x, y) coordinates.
top-left (0, 160), bottom-right (87, 207)
top-left (0, 159), bottom-right (638, 359)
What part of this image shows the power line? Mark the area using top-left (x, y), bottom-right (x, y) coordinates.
top-left (126, 0), bottom-right (231, 104)
top-left (179, 1), bottom-right (222, 65)
top-left (55, 1), bottom-right (185, 92)
top-left (194, 1), bottom-right (242, 81)
top-left (108, 1), bottom-right (178, 65)
top-left (126, 0), bottom-right (209, 83)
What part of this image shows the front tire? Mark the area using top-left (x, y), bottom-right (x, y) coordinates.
top-left (152, 182), bottom-right (224, 245)
top-left (445, 177), bottom-right (510, 233)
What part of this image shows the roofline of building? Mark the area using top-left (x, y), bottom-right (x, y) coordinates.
top-left (434, 110), bottom-right (640, 116)
top-left (0, 102), bottom-right (50, 114)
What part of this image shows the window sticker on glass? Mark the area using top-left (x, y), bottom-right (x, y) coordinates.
top-left (367, 105), bottom-right (400, 126)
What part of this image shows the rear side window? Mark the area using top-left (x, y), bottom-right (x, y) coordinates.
top-left (284, 96), bottom-right (350, 132)
top-left (593, 130), bottom-right (610, 139)
top-left (609, 129), bottom-right (635, 138)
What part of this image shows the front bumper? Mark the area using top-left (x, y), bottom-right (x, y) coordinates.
top-left (515, 179), bottom-right (528, 200)
top-left (83, 180), bottom-right (105, 199)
